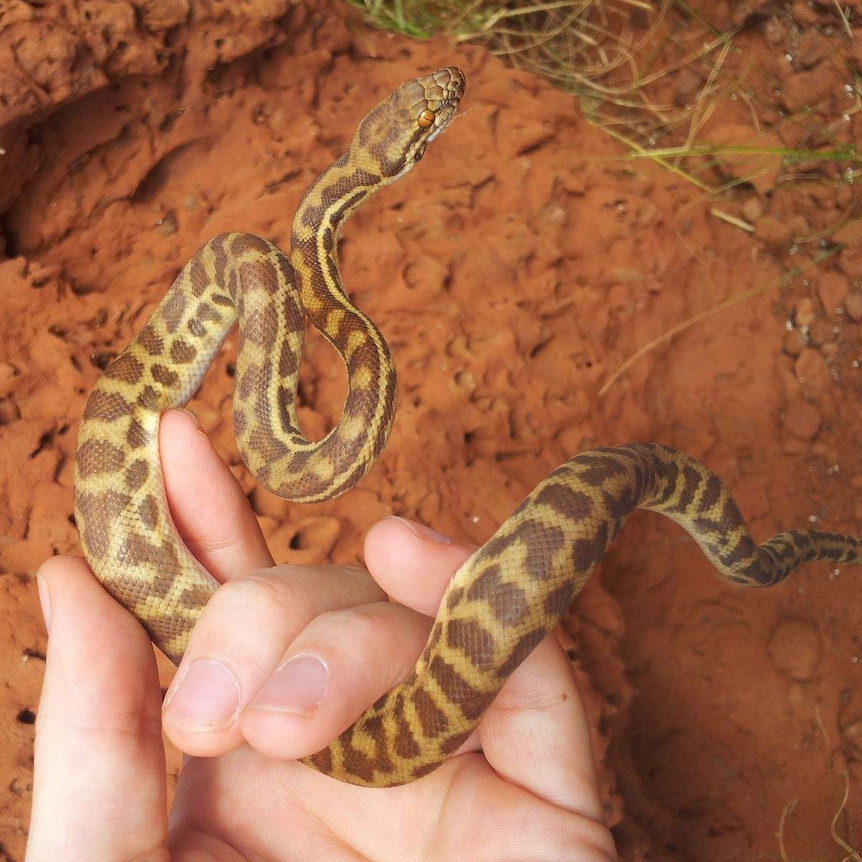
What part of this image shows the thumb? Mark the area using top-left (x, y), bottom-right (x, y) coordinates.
top-left (27, 555), bottom-right (169, 861)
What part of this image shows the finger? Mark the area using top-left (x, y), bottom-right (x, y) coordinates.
top-left (160, 408), bottom-right (274, 579)
top-left (165, 517), bottom-right (459, 762)
top-left (364, 515), bottom-right (475, 615)
top-left (27, 556), bottom-right (167, 861)
top-left (480, 635), bottom-right (607, 821)
top-left (162, 564), bottom-right (396, 756)
top-left (241, 599), bottom-right (431, 760)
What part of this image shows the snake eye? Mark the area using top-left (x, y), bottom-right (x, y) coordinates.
top-left (417, 108), bottom-right (436, 130)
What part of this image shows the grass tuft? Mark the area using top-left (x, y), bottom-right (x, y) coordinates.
top-left (345, 0), bottom-right (862, 194)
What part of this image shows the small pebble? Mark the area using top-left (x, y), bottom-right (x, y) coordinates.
top-left (845, 289), bottom-right (862, 322)
top-left (783, 397), bottom-right (822, 440)
top-left (767, 618), bottom-right (822, 682)
top-left (794, 347), bottom-right (831, 398)
top-left (794, 296), bottom-right (816, 328)
top-left (816, 271), bottom-right (847, 314)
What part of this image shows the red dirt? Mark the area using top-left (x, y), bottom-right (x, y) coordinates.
top-left (1, 1), bottom-right (861, 858)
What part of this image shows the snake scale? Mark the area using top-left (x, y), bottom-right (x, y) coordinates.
top-left (74, 67), bottom-right (862, 788)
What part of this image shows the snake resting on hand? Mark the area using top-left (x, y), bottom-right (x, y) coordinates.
top-left (74, 67), bottom-right (862, 788)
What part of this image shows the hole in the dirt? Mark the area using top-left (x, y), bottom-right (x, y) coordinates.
top-left (132, 142), bottom-right (204, 203)
top-left (289, 529), bottom-right (311, 551)
top-left (0, 217), bottom-right (19, 257)
top-left (159, 107), bottom-right (186, 134)
top-left (529, 337), bottom-right (552, 359)
top-left (206, 60), bottom-right (230, 88)
top-left (91, 350), bottom-right (117, 371)
top-left (30, 430), bottom-right (54, 458)
top-left (17, 709), bottom-right (36, 725)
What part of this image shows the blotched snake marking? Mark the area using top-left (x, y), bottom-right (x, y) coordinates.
top-left (74, 68), bottom-right (862, 788)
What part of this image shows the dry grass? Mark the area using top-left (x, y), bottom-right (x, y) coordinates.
top-left (597, 242), bottom-right (846, 396)
top-left (775, 708), bottom-right (861, 862)
top-left (345, 0), bottom-right (862, 193)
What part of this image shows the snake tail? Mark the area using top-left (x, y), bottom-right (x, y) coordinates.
top-left (304, 443), bottom-right (862, 786)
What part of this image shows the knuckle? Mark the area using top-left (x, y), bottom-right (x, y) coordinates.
top-left (211, 569), bottom-right (311, 623)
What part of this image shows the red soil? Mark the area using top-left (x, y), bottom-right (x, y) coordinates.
top-left (1, 1), bottom-right (860, 858)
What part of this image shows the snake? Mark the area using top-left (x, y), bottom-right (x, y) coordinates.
top-left (73, 66), bottom-right (862, 788)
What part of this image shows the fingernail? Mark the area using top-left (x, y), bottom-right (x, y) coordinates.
top-left (392, 516), bottom-right (454, 544)
top-left (248, 654), bottom-right (328, 716)
top-left (163, 660), bottom-right (240, 730)
top-left (36, 573), bottom-right (51, 633)
top-left (176, 407), bottom-right (200, 429)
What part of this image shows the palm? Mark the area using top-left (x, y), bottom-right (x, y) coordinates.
top-left (170, 748), bottom-right (570, 859)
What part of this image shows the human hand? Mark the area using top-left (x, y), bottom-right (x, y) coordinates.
top-left (27, 409), bottom-right (617, 861)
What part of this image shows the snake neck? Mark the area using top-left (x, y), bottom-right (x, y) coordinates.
top-left (290, 147), bottom-right (394, 305)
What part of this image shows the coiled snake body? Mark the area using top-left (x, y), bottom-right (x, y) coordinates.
top-left (74, 68), bottom-right (862, 788)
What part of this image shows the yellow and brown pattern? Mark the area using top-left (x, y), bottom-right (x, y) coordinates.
top-left (74, 69), bottom-right (465, 664)
top-left (74, 68), bottom-right (862, 788)
top-left (305, 443), bottom-right (862, 785)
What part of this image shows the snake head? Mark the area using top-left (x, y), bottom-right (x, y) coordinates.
top-left (355, 67), bottom-right (465, 180)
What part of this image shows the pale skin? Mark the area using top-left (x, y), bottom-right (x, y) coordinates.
top-left (28, 409), bottom-right (618, 861)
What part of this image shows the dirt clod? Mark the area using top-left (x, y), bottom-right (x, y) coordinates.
top-left (767, 618), bottom-right (822, 681)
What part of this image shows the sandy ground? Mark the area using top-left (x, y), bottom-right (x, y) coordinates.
top-left (1, 1), bottom-right (861, 858)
